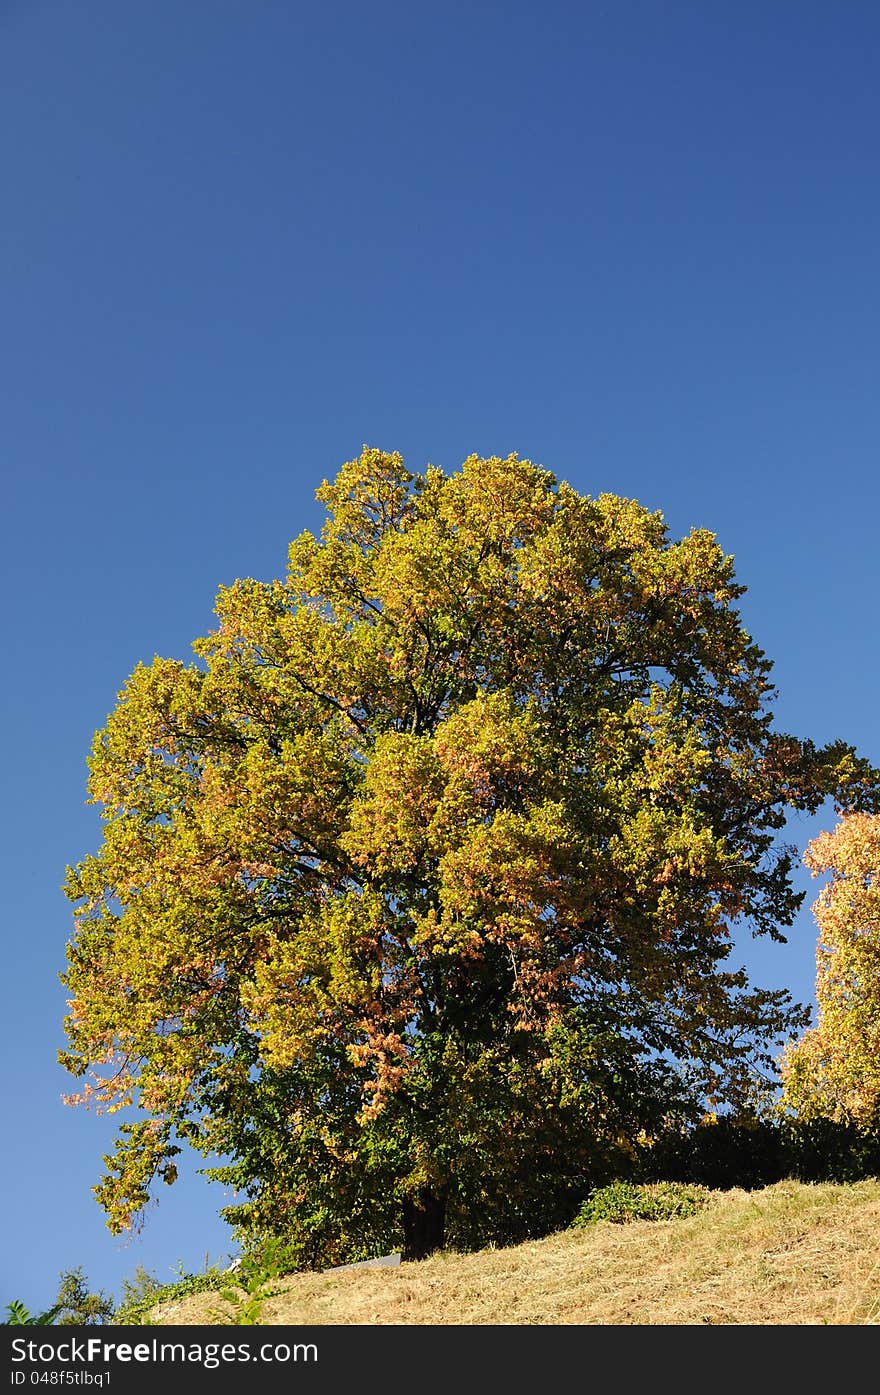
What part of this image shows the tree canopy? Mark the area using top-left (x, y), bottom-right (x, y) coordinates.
top-left (781, 812), bottom-right (880, 1126)
top-left (61, 448), bottom-right (880, 1260)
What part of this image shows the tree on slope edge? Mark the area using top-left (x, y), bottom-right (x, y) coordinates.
top-left (781, 812), bottom-right (880, 1128)
top-left (60, 448), bottom-right (880, 1261)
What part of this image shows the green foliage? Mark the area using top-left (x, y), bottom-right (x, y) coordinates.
top-left (61, 447), bottom-right (880, 1262)
top-left (215, 1285), bottom-right (265, 1326)
top-left (646, 1113), bottom-right (880, 1190)
top-left (646, 1115), bottom-right (785, 1190)
top-left (575, 1181), bottom-right (709, 1226)
top-left (214, 1241), bottom-right (293, 1325)
top-left (4, 1268), bottom-right (113, 1328)
top-left (114, 1265), bottom-right (232, 1326)
top-left (782, 1117), bottom-right (880, 1182)
top-left (51, 1267), bottom-right (114, 1326)
top-left (4, 1299), bottom-right (62, 1326)
top-left (113, 1266), bottom-right (167, 1325)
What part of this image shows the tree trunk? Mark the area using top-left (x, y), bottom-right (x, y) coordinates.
top-left (402, 1188), bottom-right (447, 1261)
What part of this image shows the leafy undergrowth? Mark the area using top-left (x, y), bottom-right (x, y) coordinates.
top-left (574, 1180), bottom-right (711, 1226)
top-left (137, 1180), bottom-right (880, 1326)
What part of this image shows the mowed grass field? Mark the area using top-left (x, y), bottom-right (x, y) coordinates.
top-left (146, 1179), bottom-right (880, 1326)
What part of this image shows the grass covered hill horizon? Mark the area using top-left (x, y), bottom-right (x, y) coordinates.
top-left (131, 1179), bottom-right (880, 1326)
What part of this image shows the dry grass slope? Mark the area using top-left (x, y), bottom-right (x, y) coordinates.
top-left (149, 1180), bottom-right (880, 1326)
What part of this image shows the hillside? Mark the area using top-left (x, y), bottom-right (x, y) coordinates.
top-left (145, 1179), bottom-right (880, 1326)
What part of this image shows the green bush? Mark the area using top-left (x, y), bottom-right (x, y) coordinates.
top-left (574, 1181), bottom-right (710, 1227)
top-left (642, 1114), bottom-right (880, 1191)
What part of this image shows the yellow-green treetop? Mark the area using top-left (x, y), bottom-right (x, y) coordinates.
top-left (781, 812), bottom-right (880, 1126)
top-left (61, 449), bottom-right (880, 1260)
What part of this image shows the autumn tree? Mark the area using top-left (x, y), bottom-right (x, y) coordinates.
top-left (61, 448), bottom-right (880, 1261)
top-left (781, 812), bottom-right (880, 1126)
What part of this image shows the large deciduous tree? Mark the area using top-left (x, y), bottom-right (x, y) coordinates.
top-left (781, 813), bottom-right (880, 1127)
top-left (61, 449), bottom-right (879, 1261)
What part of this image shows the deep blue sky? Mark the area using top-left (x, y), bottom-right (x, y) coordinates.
top-left (3, 0), bottom-right (879, 1313)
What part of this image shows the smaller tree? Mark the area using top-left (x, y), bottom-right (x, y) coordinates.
top-left (115, 1265), bottom-right (163, 1318)
top-left (781, 812), bottom-right (880, 1125)
top-left (4, 1269), bottom-right (114, 1327)
top-left (51, 1268), bottom-right (114, 1326)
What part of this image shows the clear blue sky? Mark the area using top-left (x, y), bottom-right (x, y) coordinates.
top-left (3, 0), bottom-right (879, 1314)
